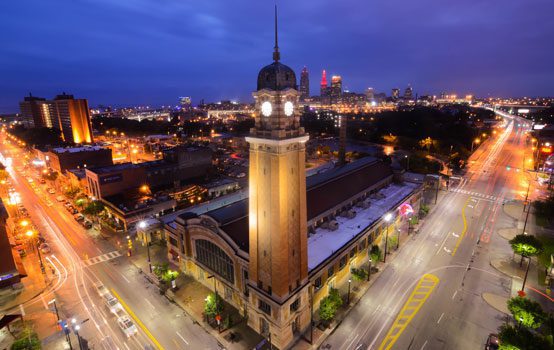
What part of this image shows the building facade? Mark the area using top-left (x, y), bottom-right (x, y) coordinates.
top-left (299, 66), bottom-right (309, 101)
top-left (330, 75), bottom-right (342, 103)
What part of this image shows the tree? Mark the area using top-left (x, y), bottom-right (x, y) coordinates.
top-left (507, 296), bottom-right (547, 329)
top-left (11, 327), bottom-right (41, 350)
top-left (63, 186), bottom-right (81, 199)
top-left (382, 134), bottom-right (398, 146)
top-left (42, 170), bottom-right (58, 182)
top-left (419, 137), bottom-right (434, 154)
top-left (83, 200), bottom-right (105, 216)
top-left (369, 245), bottom-right (381, 263)
top-left (509, 234), bottom-right (543, 266)
top-left (318, 288), bottom-right (343, 322)
top-left (350, 268), bottom-right (368, 282)
top-left (498, 324), bottom-right (551, 350)
top-left (204, 292), bottom-right (223, 319)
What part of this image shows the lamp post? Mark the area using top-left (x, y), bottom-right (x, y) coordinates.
top-left (383, 213), bottom-right (392, 263)
top-left (26, 230), bottom-right (45, 274)
top-left (471, 138), bottom-right (480, 153)
top-left (404, 155), bottom-right (410, 172)
top-left (347, 279), bottom-right (351, 305)
top-left (367, 257), bottom-right (372, 281)
top-left (48, 299), bottom-right (60, 322)
top-left (521, 257), bottom-right (531, 294)
top-left (207, 274), bottom-right (219, 330)
top-left (397, 228), bottom-right (401, 250)
top-left (139, 221), bottom-right (152, 273)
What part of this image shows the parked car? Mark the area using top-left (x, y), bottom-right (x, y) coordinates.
top-left (103, 293), bottom-right (123, 314)
top-left (73, 213), bottom-right (84, 222)
top-left (39, 243), bottom-right (51, 254)
top-left (82, 220), bottom-right (93, 229)
top-left (485, 334), bottom-right (499, 350)
top-left (39, 178), bottom-right (46, 184)
top-left (94, 281), bottom-right (109, 297)
top-left (56, 196), bottom-right (65, 202)
top-left (47, 188), bottom-right (56, 194)
top-left (117, 316), bottom-right (138, 338)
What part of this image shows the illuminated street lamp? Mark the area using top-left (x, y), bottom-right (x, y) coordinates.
top-left (347, 279), bottom-right (352, 304)
top-left (26, 229), bottom-right (45, 273)
top-left (471, 138), bottom-right (481, 152)
top-left (383, 213), bottom-right (393, 263)
top-left (139, 221), bottom-right (152, 273)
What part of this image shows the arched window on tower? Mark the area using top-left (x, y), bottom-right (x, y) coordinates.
top-left (195, 239), bottom-right (235, 284)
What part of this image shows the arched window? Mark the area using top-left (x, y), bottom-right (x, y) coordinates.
top-left (195, 239), bottom-right (235, 284)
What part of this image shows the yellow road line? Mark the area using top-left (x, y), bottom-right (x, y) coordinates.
top-left (451, 196), bottom-right (472, 256)
top-left (378, 274), bottom-right (439, 350)
top-left (110, 288), bottom-right (164, 350)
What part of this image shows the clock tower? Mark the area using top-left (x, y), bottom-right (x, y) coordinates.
top-left (246, 6), bottom-right (310, 348)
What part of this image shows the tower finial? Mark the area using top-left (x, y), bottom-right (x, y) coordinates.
top-left (273, 4), bottom-right (280, 62)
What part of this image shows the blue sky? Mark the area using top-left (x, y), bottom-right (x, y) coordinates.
top-left (0, 0), bottom-right (553, 113)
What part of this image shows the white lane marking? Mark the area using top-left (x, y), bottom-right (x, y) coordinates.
top-left (452, 232), bottom-right (459, 238)
top-left (443, 247), bottom-right (452, 253)
top-left (435, 232), bottom-right (451, 255)
top-left (120, 273), bottom-right (130, 283)
top-left (437, 312), bottom-right (444, 324)
top-left (176, 331), bottom-right (189, 345)
top-left (40, 294), bottom-right (48, 310)
top-left (467, 205), bottom-right (473, 208)
top-left (19, 304), bottom-right (25, 317)
top-left (145, 298), bottom-right (156, 309)
top-left (123, 341), bottom-right (131, 350)
top-left (420, 340), bottom-right (428, 350)
top-left (452, 290), bottom-right (458, 299)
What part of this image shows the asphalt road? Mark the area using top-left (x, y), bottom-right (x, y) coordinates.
top-left (323, 114), bottom-right (545, 350)
top-left (1, 135), bottom-right (219, 350)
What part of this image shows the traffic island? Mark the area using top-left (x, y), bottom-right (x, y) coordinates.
top-left (497, 227), bottom-right (520, 241)
top-left (490, 258), bottom-right (525, 280)
top-left (482, 293), bottom-right (509, 314)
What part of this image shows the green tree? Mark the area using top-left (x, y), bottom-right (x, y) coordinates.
top-left (63, 186), bottom-right (81, 199)
top-left (369, 245), bottom-right (381, 263)
top-left (507, 296), bottom-right (547, 329)
top-left (388, 234), bottom-right (398, 250)
top-left (83, 200), bottom-right (105, 216)
top-left (318, 288), bottom-right (343, 322)
top-left (42, 170), bottom-right (58, 182)
top-left (509, 234), bottom-right (543, 266)
top-left (153, 263), bottom-right (169, 280)
top-left (350, 268), bottom-right (368, 282)
top-left (204, 292), bottom-right (223, 318)
top-left (11, 327), bottom-right (41, 350)
top-left (498, 323), bottom-right (551, 350)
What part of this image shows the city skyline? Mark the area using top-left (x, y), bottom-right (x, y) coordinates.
top-left (1, 1), bottom-right (553, 113)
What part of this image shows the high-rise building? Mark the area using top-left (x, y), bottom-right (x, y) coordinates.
top-left (19, 93), bottom-right (93, 144)
top-left (365, 87), bottom-right (375, 101)
top-left (19, 94), bottom-right (53, 128)
top-left (179, 96), bottom-right (192, 110)
top-left (330, 75), bottom-right (342, 103)
top-left (320, 69), bottom-right (328, 97)
top-left (50, 93), bottom-right (94, 144)
top-left (392, 88), bottom-right (400, 99)
top-left (404, 85), bottom-right (413, 100)
top-left (299, 66), bottom-right (309, 100)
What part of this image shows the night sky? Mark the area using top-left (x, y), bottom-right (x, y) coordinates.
top-left (1, 0), bottom-right (553, 113)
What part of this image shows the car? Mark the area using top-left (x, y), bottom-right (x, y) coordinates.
top-left (70, 208), bottom-right (78, 215)
top-left (93, 281), bottom-right (109, 297)
top-left (39, 179), bottom-right (46, 184)
top-left (39, 243), bottom-right (51, 254)
top-left (47, 188), bottom-right (55, 194)
top-left (73, 213), bottom-right (84, 222)
top-left (56, 196), bottom-right (65, 202)
top-left (103, 293), bottom-right (123, 314)
top-left (27, 177), bottom-right (33, 183)
top-left (485, 333), bottom-right (499, 350)
top-left (82, 220), bottom-right (93, 229)
top-left (116, 315), bottom-right (138, 338)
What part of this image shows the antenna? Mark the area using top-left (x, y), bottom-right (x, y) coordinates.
top-left (273, 4), bottom-right (280, 62)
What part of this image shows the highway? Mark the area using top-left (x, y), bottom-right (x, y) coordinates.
top-left (323, 113), bottom-right (547, 349)
top-left (0, 133), bottom-right (219, 350)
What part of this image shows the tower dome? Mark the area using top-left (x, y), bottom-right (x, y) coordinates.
top-left (257, 62), bottom-right (297, 91)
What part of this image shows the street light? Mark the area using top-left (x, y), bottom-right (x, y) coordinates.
top-left (138, 221), bottom-right (152, 273)
top-left (471, 138), bottom-right (480, 152)
top-left (383, 213), bottom-right (393, 263)
top-left (48, 299), bottom-right (60, 321)
top-left (367, 257), bottom-right (372, 281)
top-left (26, 230), bottom-right (45, 274)
top-left (404, 155), bottom-right (410, 172)
top-left (521, 256), bottom-right (531, 295)
top-left (347, 279), bottom-right (351, 305)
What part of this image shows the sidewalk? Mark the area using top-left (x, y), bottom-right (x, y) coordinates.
top-left (0, 249), bottom-right (54, 312)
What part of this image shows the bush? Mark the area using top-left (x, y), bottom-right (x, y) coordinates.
top-left (369, 245), bottom-right (381, 262)
top-left (204, 292), bottom-right (223, 318)
top-left (318, 288), bottom-right (343, 322)
top-left (11, 327), bottom-right (41, 350)
top-left (351, 268), bottom-right (368, 282)
top-left (507, 296), bottom-right (547, 329)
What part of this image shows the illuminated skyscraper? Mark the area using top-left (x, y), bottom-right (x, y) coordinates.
top-left (299, 66), bottom-right (309, 100)
top-left (404, 85), bottom-right (413, 100)
top-left (51, 93), bottom-right (93, 144)
top-left (179, 96), bottom-right (192, 110)
top-left (320, 69), bottom-right (328, 96)
top-left (392, 88), bottom-right (400, 99)
top-left (19, 94), bottom-right (53, 128)
top-left (330, 75), bottom-right (342, 103)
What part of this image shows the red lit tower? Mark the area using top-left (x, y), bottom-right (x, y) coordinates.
top-left (320, 69), bottom-right (328, 96)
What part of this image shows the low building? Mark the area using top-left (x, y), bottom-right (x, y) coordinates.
top-left (0, 199), bottom-right (22, 289)
top-left (85, 163), bottom-right (147, 200)
top-left (205, 179), bottom-right (240, 198)
top-left (44, 146), bottom-right (113, 175)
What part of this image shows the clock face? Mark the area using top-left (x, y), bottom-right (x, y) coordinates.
top-left (261, 101), bottom-right (272, 117)
top-left (284, 101), bottom-right (294, 116)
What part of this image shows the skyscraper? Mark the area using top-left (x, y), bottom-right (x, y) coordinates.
top-left (19, 94), bottom-right (53, 128)
top-left (19, 93), bottom-right (93, 144)
top-left (404, 85), bottom-right (413, 100)
top-left (50, 93), bottom-right (94, 144)
top-left (330, 75), bottom-right (342, 103)
top-left (365, 87), bottom-right (375, 101)
top-left (299, 66), bottom-right (309, 100)
top-left (179, 96), bottom-right (192, 110)
top-left (320, 69), bottom-right (328, 96)
top-left (392, 88), bottom-right (400, 99)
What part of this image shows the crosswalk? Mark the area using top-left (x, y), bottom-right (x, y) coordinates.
top-left (83, 250), bottom-right (122, 266)
top-left (449, 188), bottom-right (499, 201)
